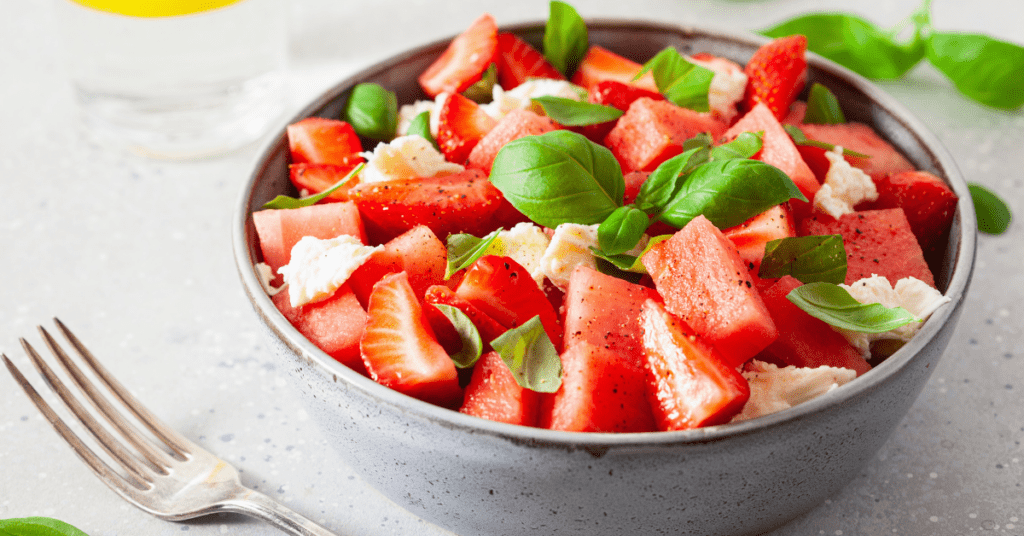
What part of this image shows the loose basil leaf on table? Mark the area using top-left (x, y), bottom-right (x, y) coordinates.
top-left (635, 47), bottom-right (715, 112)
top-left (787, 282), bottom-right (920, 333)
top-left (489, 130), bottom-right (624, 228)
top-left (490, 316), bottom-right (562, 393)
top-left (759, 235), bottom-right (847, 284)
top-left (431, 304), bottom-right (484, 368)
top-left (968, 183), bottom-right (1012, 235)
top-left (633, 146), bottom-right (710, 214)
top-left (407, 110), bottom-right (438, 150)
top-left (342, 83), bottom-right (398, 142)
top-left (782, 125), bottom-right (871, 159)
top-left (597, 205), bottom-right (651, 256)
top-left (462, 63), bottom-right (498, 104)
top-left (445, 228), bottom-right (503, 279)
top-left (927, 32), bottom-right (1024, 110)
top-left (543, 0), bottom-right (588, 77)
top-left (0, 517), bottom-right (90, 536)
top-left (261, 163), bottom-right (365, 210)
top-left (710, 131), bottom-right (763, 161)
top-left (803, 83), bottom-right (846, 124)
top-left (531, 96), bottom-right (624, 126)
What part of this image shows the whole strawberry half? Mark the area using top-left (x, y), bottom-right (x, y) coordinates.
top-left (743, 35), bottom-right (808, 121)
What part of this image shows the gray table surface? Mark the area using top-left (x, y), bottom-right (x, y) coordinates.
top-left (2, 0), bottom-right (1021, 534)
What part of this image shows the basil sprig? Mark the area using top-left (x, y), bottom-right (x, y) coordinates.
top-left (490, 315), bottom-right (562, 392)
top-left (635, 47), bottom-right (715, 112)
top-left (633, 145), bottom-right (711, 214)
top-left (532, 96), bottom-right (624, 126)
top-left (787, 282), bottom-right (920, 333)
top-left (407, 111), bottom-right (438, 150)
top-left (431, 304), bottom-right (484, 368)
top-left (783, 125), bottom-right (871, 159)
top-left (927, 32), bottom-right (1024, 110)
top-left (803, 83), bottom-right (846, 124)
top-left (261, 163), bottom-right (365, 210)
top-left (445, 229), bottom-right (503, 279)
top-left (710, 131), bottom-right (763, 161)
top-left (0, 517), bottom-right (90, 536)
top-left (462, 63), bottom-right (498, 104)
top-left (968, 183), bottom-right (1012, 235)
top-left (543, 0), bottom-right (588, 77)
top-left (759, 235), bottom-right (847, 284)
top-left (343, 83), bottom-right (398, 142)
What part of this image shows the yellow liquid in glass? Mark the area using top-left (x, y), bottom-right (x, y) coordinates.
top-left (69, 0), bottom-right (242, 17)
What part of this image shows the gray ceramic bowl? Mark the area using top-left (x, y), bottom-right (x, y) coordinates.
top-left (233, 20), bottom-right (976, 536)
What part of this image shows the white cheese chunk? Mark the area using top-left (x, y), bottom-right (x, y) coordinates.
top-left (484, 222), bottom-right (551, 287)
top-left (481, 79), bottom-right (584, 120)
top-left (359, 135), bottom-right (464, 184)
top-left (255, 262), bottom-right (284, 297)
top-left (396, 92), bottom-right (448, 137)
top-left (813, 146), bottom-right (879, 218)
top-left (835, 275), bottom-right (951, 358)
top-left (687, 54), bottom-right (748, 123)
top-left (731, 360), bottom-right (857, 423)
top-left (278, 235), bottom-right (382, 308)
top-left (539, 223), bottom-right (600, 291)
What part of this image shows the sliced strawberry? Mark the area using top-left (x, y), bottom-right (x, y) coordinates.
top-left (455, 255), bottom-right (564, 351)
top-left (360, 272), bottom-right (462, 407)
top-left (863, 170), bottom-right (958, 257)
top-left (436, 92), bottom-right (498, 165)
top-left (495, 32), bottom-right (565, 89)
top-left (418, 14), bottom-right (499, 98)
top-left (570, 45), bottom-right (658, 92)
top-left (459, 351), bottom-right (541, 426)
top-left (286, 117), bottom-right (363, 165)
top-left (424, 284), bottom-right (509, 353)
top-left (288, 161), bottom-right (363, 202)
top-left (348, 168), bottom-right (505, 243)
top-left (640, 299), bottom-right (751, 431)
top-left (743, 35), bottom-right (808, 121)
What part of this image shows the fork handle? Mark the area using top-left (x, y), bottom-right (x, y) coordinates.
top-left (221, 488), bottom-right (339, 536)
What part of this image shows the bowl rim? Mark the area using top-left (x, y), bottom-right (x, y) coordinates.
top-left (233, 18), bottom-right (977, 450)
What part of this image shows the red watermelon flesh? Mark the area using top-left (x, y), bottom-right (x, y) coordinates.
top-left (641, 215), bottom-right (778, 368)
top-left (758, 276), bottom-right (871, 376)
top-left (347, 225), bottom-right (448, 308)
top-left (799, 208), bottom-right (936, 288)
top-left (467, 109), bottom-right (558, 174)
top-left (605, 97), bottom-right (728, 172)
top-left (273, 284), bottom-right (368, 374)
top-left (252, 202), bottom-right (367, 286)
top-left (863, 170), bottom-right (958, 257)
top-left (722, 204), bottom-right (796, 275)
top-left (460, 351), bottom-right (541, 427)
top-left (797, 122), bottom-right (915, 181)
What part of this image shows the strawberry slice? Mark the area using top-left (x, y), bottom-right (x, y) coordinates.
top-left (418, 13), bottom-right (499, 98)
top-left (436, 92), bottom-right (498, 165)
top-left (455, 255), bottom-right (563, 352)
top-left (348, 168), bottom-right (505, 243)
top-left (494, 32), bottom-right (565, 89)
top-left (288, 161), bottom-right (363, 202)
top-left (743, 35), bottom-right (808, 121)
top-left (864, 170), bottom-right (958, 257)
top-left (286, 117), bottom-right (363, 165)
top-left (570, 45), bottom-right (658, 92)
top-left (459, 351), bottom-right (541, 426)
top-left (424, 285), bottom-right (509, 352)
top-left (360, 272), bottom-right (462, 407)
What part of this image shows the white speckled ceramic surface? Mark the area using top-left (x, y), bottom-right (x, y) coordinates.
top-left (2, 1), bottom-right (1022, 535)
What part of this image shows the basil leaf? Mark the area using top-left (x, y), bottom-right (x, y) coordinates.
top-left (634, 146), bottom-right (710, 214)
top-left (407, 110), bottom-right (438, 150)
top-left (490, 315), bottom-right (562, 393)
top-left (803, 83), bottom-right (846, 124)
top-left (783, 125), bottom-right (871, 159)
top-left (261, 163), bottom-right (365, 210)
top-left (711, 131), bottom-right (763, 161)
top-left (489, 130), bottom-right (624, 228)
top-left (343, 83), bottom-right (398, 142)
top-left (635, 47), bottom-right (715, 112)
top-left (598, 205), bottom-right (651, 255)
top-left (0, 517), bottom-right (90, 536)
top-left (682, 132), bottom-right (714, 152)
top-left (787, 282), bottom-right (920, 333)
top-left (591, 234), bottom-right (672, 273)
top-left (532, 96), bottom-right (624, 126)
top-left (969, 183), bottom-right (1012, 235)
top-left (544, 0), bottom-right (588, 77)
top-left (658, 159), bottom-right (807, 230)
top-left (759, 235), bottom-right (847, 284)
top-left (462, 63), bottom-right (498, 104)
top-left (445, 228), bottom-right (503, 279)
top-left (927, 32), bottom-right (1024, 110)
top-left (431, 304), bottom-right (484, 368)
top-left (762, 13), bottom-right (926, 80)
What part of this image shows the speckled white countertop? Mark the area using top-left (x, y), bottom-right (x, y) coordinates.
top-left (1, 1), bottom-right (1021, 535)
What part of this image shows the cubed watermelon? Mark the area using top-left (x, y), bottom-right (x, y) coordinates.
top-left (722, 204), bottom-right (796, 274)
top-left (252, 202), bottom-right (367, 286)
top-left (864, 170), bottom-right (958, 258)
top-left (347, 225), bottom-right (448, 308)
top-left (459, 351), bottom-right (541, 427)
top-left (467, 109), bottom-right (558, 173)
top-left (605, 97), bottom-right (728, 172)
top-left (273, 284), bottom-right (368, 374)
top-left (797, 122), bottom-right (915, 181)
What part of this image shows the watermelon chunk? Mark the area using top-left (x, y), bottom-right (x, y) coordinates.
top-left (459, 351), bottom-right (541, 427)
top-left (252, 202), bottom-right (367, 286)
top-left (605, 97), bottom-right (728, 172)
top-left (797, 122), bottom-right (915, 181)
top-left (273, 284), bottom-right (368, 374)
top-left (467, 109), bottom-right (558, 173)
top-left (722, 204), bottom-right (796, 274)
top-left (347, 225), bottom-right (448, 308)
top-left (864, 170), bottom-right (958, 257)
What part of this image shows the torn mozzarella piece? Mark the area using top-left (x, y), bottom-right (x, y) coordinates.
top-left (813, 146), bottom-right (879, 218)
top-left (481, 79), bottom-right (584, 120)
top-left (396, 92), bottom-right (448, 137)
top-left (539, 223), bottom-right (600, 291)
top-left (687, 54), bottom-right (748, 123)
top-left (278, 235), bottom-right (382, 308)
top-left (484, 222), bottom-right (552, 287)
top-left (255, 262), bottom-right (284, 296)
top-left (835, 275), bottom-right (951, 358)
top-left (359, 135), bottom-right (464, 184)
top-left (731, 360), bottom-right (857, 423)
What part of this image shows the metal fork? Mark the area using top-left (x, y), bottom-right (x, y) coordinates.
top-left (2, 318), bottom-right (337, 536)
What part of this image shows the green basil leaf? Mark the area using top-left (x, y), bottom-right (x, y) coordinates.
top-left (786, 282), bottom-right (920, 333)
top-left (634, 146), bottom-right (710, 214)
top-left (532, 96), bottom-right (624, 126)
top-left (927, 32), bottom-right (1024, 110)
top-left (261, 163), bottom-right (365, 210)
top-left (682, 132), bottom-right (714, 152)
top-left (658, 159), bottom-right (807, 230)
top-left (762, 13), bottom-right (926, 80)
top-left (407, 110), bottom-right (438, 150)
top-left (783, 125), bottom-right (871, 159)
top-left (597, 205), bottom-right (651, 255)
top-left (431, 304), bottom-right (484, 368)
top-left (490, 315), bottom-right (562, 393)
top-left (591, 234), bottom-right (672, 273)
top-left (0, 517), bottom-right (90, 536)
top-left (489, 130), bottom-right (624, 228)
top-left (462, 63), bottom-right (498, 104)
top-left (445, 228), bottom-right (503, 279)
top-left (803, 83), bottom-right (846, 124)
top-left (635, 47), bottom-right (715, 112)
top-left (969, 183), bottom-right (1012, 235)
top-left (759, 234), bottom-right (847, 284)
top-left (711, 131), bottom-right (763, 161)
top-left (544, 0), bottom-right (588, 77)
top-left (343, 83), bottom-right (398, 141)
